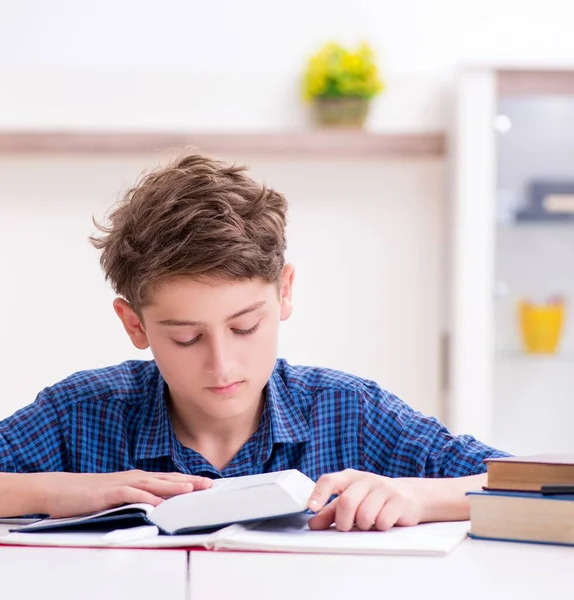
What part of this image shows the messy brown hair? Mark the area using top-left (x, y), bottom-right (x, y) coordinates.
top-left (90, 154), bottom-right (287, 312)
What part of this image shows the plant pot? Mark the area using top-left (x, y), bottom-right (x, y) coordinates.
top-left (313, 96), bottom-right (370, 128)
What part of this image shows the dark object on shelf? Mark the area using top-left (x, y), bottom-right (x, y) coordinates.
top-left (517, 180), bottom-right (574, 222)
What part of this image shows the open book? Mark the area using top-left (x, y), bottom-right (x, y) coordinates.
top-left (12, 470), bottom-right (316, 536)
top-left (0, 514), bottom-right (470, 556)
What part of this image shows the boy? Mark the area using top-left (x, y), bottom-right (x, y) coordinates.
top-left (0, 154), bottom-right (508, 532)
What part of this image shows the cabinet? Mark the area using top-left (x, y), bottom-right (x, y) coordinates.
top-left (450, 67), bottom-right (574, 454)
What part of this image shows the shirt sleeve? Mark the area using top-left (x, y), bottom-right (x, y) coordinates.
top-left (0, 388), bottom-right (69, 473)
top-left (360, 380), bottom-right (511, 478)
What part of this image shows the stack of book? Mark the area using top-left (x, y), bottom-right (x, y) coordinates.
top-left (468, 454), bottom-right (574, 546)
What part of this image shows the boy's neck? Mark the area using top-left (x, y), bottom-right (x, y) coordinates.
top-left (167, 392), bottom-right (264, 472)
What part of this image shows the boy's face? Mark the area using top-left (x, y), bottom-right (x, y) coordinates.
top-left (114, 265), bottom-right (294, 421)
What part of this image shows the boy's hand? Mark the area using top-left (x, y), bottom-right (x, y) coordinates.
top-left (307, 469), bottom-right (423, 532)
top-left (27, 470), bottom-right (213, 518)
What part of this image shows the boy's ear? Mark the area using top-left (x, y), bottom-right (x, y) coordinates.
top-left (113, 298), bottom-right (150, 350)
top-left (279, 263), bottom-right (295, 321)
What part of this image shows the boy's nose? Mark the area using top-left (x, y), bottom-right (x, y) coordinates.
top-left (204, 339), bottom-right (233, 378)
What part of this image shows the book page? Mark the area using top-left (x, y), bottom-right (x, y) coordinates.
top-left (150, 471), bottom-right (312, 533)
top-left (0, 529), bottom-right (217, 548)
top-left (205, 471), bottom-right (294, 493)
top-left (211, 514), bottom-right (470, 556)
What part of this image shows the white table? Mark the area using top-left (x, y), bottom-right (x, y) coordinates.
top-left (2, 524), bottom-right (574, 600)
top-left (188, 537), bottom-right (574, 600)
top-left (0, 525), bottom-right (187, 600)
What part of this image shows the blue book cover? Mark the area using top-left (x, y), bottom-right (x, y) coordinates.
top-left (467, 489), bottom-right (574, 502)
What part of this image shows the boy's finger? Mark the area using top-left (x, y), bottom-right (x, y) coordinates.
top-left (355, 488), bottom-right (389, 531)
top-left (308, 501), bottom-right (337, 530)
top-left (307, 469), bottom-right (360, 510)
top-left (333, 481), bottom-right (371, 532)
top-left (107, 486), bottom-right (165, 508)
top-left (187, 476), bottom-right (213, 489)
top-left (149, 473), bottom-right (214, 488)
top-left (374, 496), bottom-right (403, 531)
top-left (136, 479), bottom-right (196, 498)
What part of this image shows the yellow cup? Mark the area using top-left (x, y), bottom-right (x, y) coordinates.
top-left (519, 300), bottom-right (565, 354)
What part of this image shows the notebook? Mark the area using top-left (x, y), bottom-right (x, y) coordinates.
top-left (11, 470), bottom-right (315, 535)
top-left (0, 513), bottom-right (470, 556)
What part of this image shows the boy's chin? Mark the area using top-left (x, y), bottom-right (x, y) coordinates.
top-left (203, 397), bottom-right (261, 419)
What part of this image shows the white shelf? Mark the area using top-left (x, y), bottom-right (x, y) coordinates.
top-left (496, 350), bottom-right (574, 362)
top-left (497, 221), bottom-right (574, 229)
top-left (0, 130), bottom-right (446, 157)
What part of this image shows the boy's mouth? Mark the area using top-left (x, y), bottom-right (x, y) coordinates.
top-left (206, 381), bottom-right (243, 395)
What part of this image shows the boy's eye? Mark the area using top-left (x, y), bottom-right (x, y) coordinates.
top-left (173, 322), bottom-right (260, 347)
top-left (232, 322), bottom-right (260, 336)
top-left (174, 335), bottom-right (201, 348)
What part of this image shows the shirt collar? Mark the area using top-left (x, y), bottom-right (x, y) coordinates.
top-left (264, 362), bottom-right (310, 444)
top-left (133, 366), bottom-right (173, 460)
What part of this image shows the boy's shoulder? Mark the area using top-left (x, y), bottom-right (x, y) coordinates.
top-left (276, 359), bottom-right (378, 397)
top-left (46, 360), bottom-right (160, 407)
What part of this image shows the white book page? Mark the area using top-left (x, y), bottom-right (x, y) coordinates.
top-left (0, 529), bottom-right (218, 549)
top-left (151, 471), bottom-right (312, 533)
top-left (198, 470), bottom-right (295, 494)
top-left (212, 514), bottom-right (470, 556)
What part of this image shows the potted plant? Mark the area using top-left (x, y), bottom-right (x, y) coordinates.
top-left (303, 41), bottom-right (384, 128)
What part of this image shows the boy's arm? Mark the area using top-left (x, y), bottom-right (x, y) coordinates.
top-left (0, 473), bottom-right (44, 516)
top-left (0, 390), bottom-right (213, 517)
top-left (0, 471), bottom-right (213, 518)
top-left (306, 381), bottom-right (509, 531)
top-left (359, 380), bottom-right (511, 478)
top-left (408, 472), bottom-right (488, 522)
top-left (0, 388), bottom-right (70, 475)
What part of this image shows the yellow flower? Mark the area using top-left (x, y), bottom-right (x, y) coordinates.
top-left (302, 41), bottom-right (384, 101)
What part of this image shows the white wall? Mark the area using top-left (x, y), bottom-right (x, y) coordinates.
top-left (2, 0), bottom-right (574, 131)
top-left (3, 0), bottom-right (572, 435)
top-left (0, 155), bottom-right (444, 420)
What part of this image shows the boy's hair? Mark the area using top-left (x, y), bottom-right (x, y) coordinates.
top-left (90, 153), bottom-right (287, 313)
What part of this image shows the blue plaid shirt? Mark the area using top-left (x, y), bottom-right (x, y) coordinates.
top-left (0, 359), bottom-right (508, 479)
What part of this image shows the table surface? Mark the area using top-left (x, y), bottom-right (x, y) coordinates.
top-left (2, 524), bottom-right (574, 600)
top-left (0, 525), bottom-right (188, 600)
top-left (188, 536), bottom-right (574, 600)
